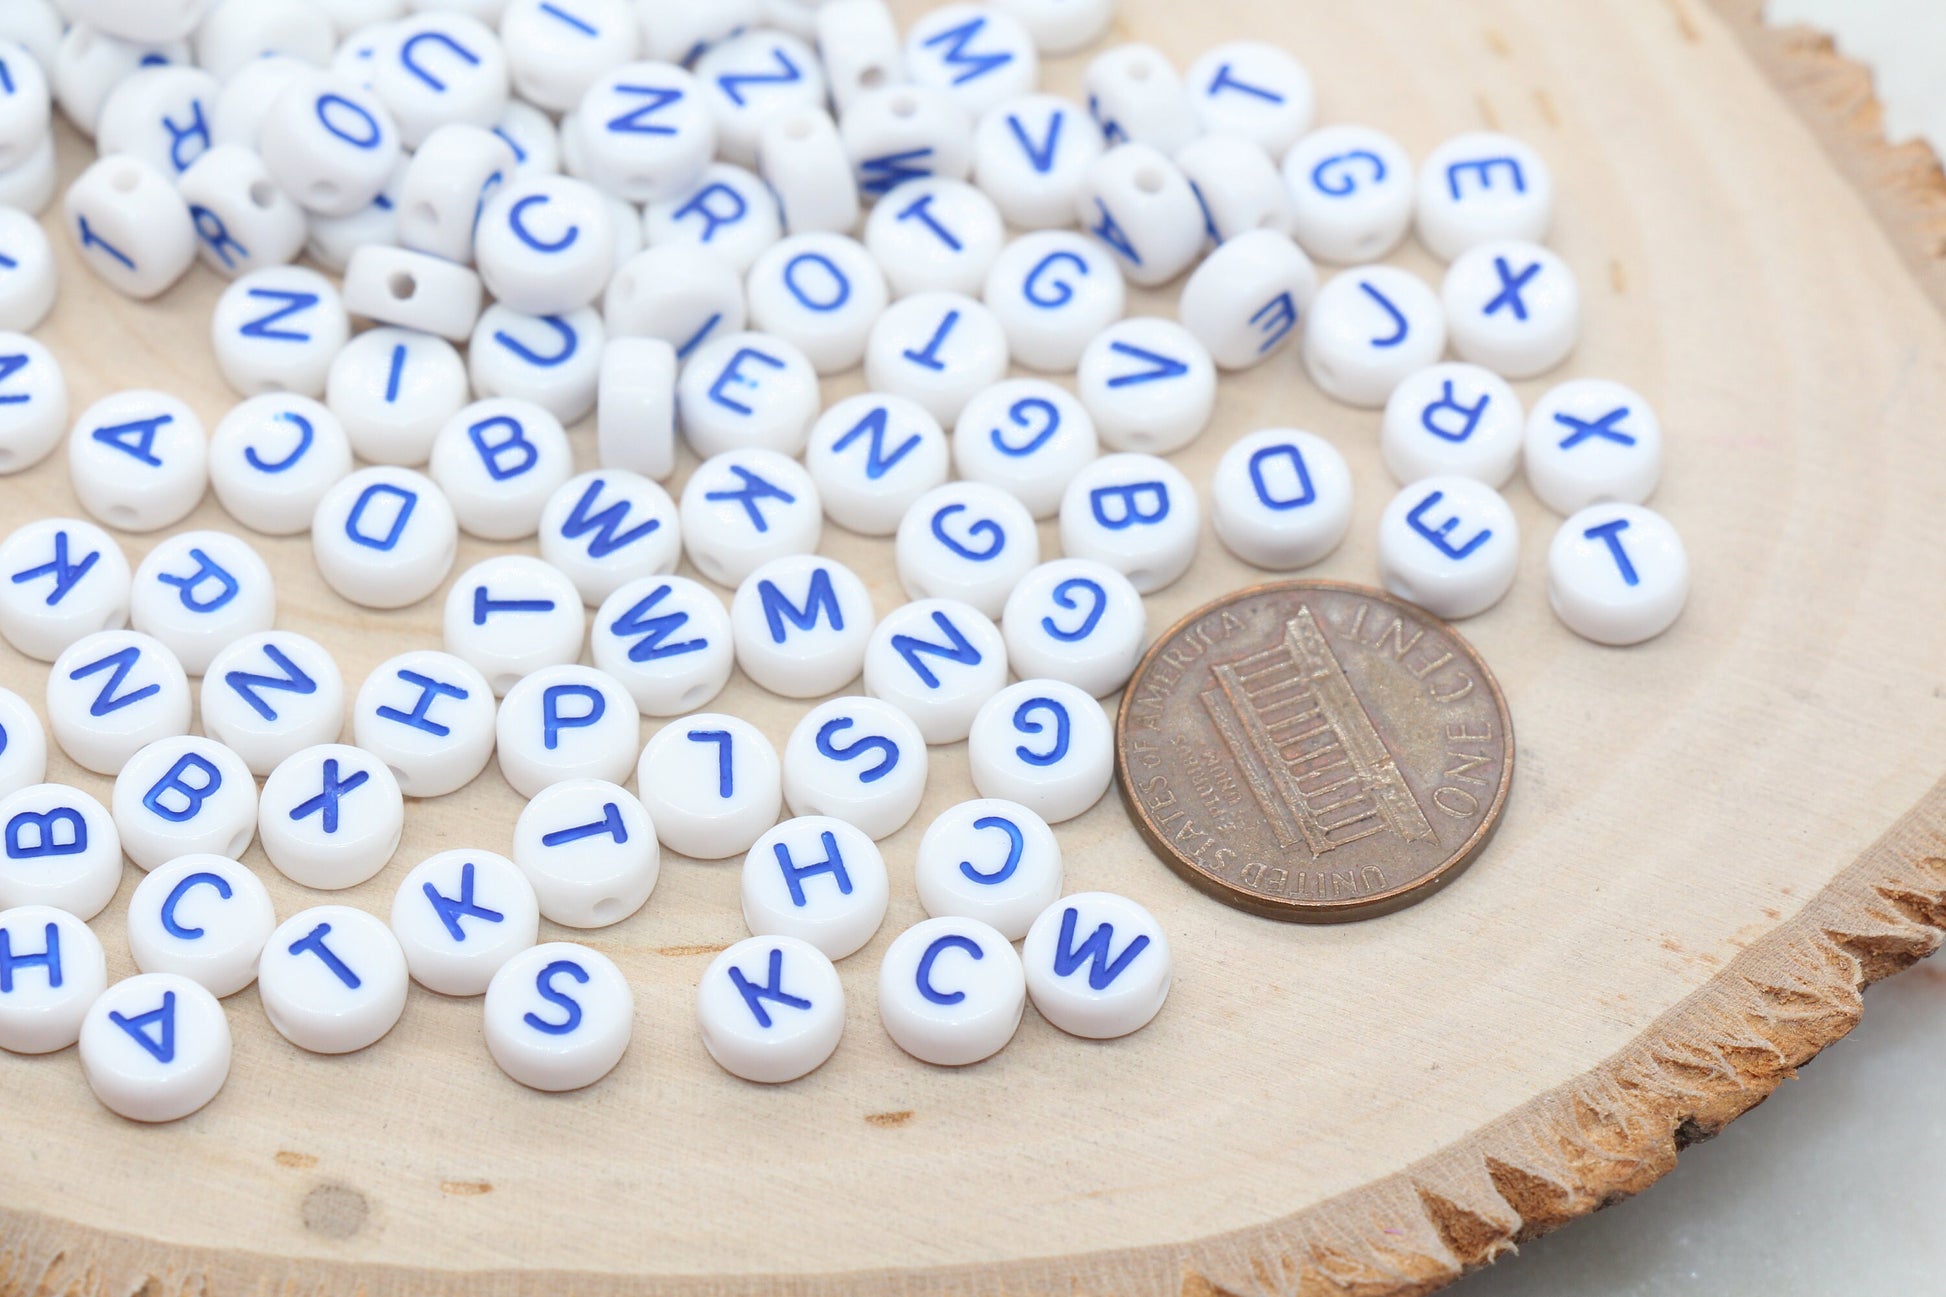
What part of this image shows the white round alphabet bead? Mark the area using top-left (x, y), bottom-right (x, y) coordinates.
top-left (367, 13), bottom-right (509, 148)
top-left (572, 61), bottom-right (715, 202)
top-left (207, 396), bottom-right (353, 536)
top-left (95, 64), bottom-right (219, 178)
top-left (259, 905), bottom-right (409, 1053)
top-left (0, 518), bottom-right (131, 663)
top-left (485, 941), bottom-right (633, 1090)
top-left (0, 213), bottom-right (57, 335)
top-left (126, 854), bottom-right (274, 998)
top-left (674, 332), bottom-right (820, 460)
top-left (0, 784), bottom-right (122, 920)
top-left (637, 714), bottom-right (779, 860)
top-left (178, 144), bottom-right (309, 278)
top-left (644, 162), bottom-right (781, 274)
top-left (597, 337), bottom-right (677, 482)
top-left (678, 449), bottom-right (822, 588)
top-left (878, 915), bottom-right (1024, 1066)
top-left (967, 680), bottom-right (1112, 824)
top-left (469, 304), bottom-right (604, 424)
top-left (442, 556), bottom-right (584, 696)
top-left (1174, 133), bottom-right (1292, 244)
top-left (1178, 229), bottom-right (1316, 371)
top-left (862, 178), bottom-right (1003, 299)
top-left (502, 0), bottom-right (639, 113)
top-left (47, 630), bottom-right (191, 776)
top-left (0, 905), bottom-right (106, 1053)
top-left (904, 4), bottom-right (1036, 118)
top-left (1302, 265), bottom-right (1446, 409)
top-left (815, 0), bottom-right (904, 114)
top-left (64, 153), bottom-right (197, 299)
top-left (325, 326), bottom-right (470, 466)
top-left (79, 973), bottom-right (230, 1122)
top-left (390, 849), bottom-right (539, 996)
top-left (697, 934), bottom-right (843, 1083)
top-left (342, 244), bottom-right (485, 342)
top-left (354, 651), bottom-right (498, 798)
top-left (1548, 503), bottom-right (1690, 647)
top-left (0, 43), bottom-right (51, 177)
top-left (393, 122), bottom-right (516, 263)
top-left (608, 242), bottom-right (747, 358)
top-left (804, 394), bottom-right (950, 537)
top-left (1000, 559), bottom-right (1145, 698)
top-left (864, 291), bottom-right (1010, 425)
top-left (258, 744), bottom-right (405, 890)
top-left (982, 230), bottom-right (1125, 373)
top-left (731, 555), bottom-right (875, 699)
top-left (741, 815), bottom-right (887, 960)
top-left (0, 689), bottom-right (45, 801)
top-left (129, 530), bottom-right (275, 677)
top-left (1185, 41), bottom-right (1314, 156)
top-left (591, 576), bottom-right (735, 716)
top-left (1281, 124), bottom-right (1415, 265)
top-left (1058, 453), bottom-right (1200, 594)
top-left (693, 30), bottom-right (827, 168)
top-left (428, 398), bottom-right (573, 541)
top-left (894, 480), bottom-right (1038, 618)
top-left (781, 695), bottom-right (927, 841)
top-left (1076, 144), bottom-right (1205, 289)
top-left (200, 632), bottom-right (345, 776)
top-left (914, 799), bottom-right (1061, 941)
top-left (68, 390), bottom-right (207, 533)
top-left (1023, 892), bottom-right (1171, 1039)
top-left (538, 471), bottom-right (681, 608)
top-left (971, 93), bottom-right (1103, 230)
top-left (111, 735), bottom-right (257, 872)
top-left (952, 380), bottom-right (1097, 520)
top-left (1076, 317), bottom-right (1217, 454)
top-left (1083, 43), bottom-right (1196, 153)
top-left (260, 70), bottom-right (402, 217)
top-left (495, 665), bottom-right (640, 799)
top-left (1441, 239), bottom-right (1579, 379)
top-left (746, 235), bottom-right (888, 377)
top-left (0, 334), bottom-right (67, 475)
top-left (311, 466), bottom-right (459, 609)
top-left (511, 780), bottom-right (658, 928)
top-left (1381, 363), bottom-right (1524, 489)
top-left (1377, 476), bottom-right (1520, 620)
top-left (1211, 429), bottom-right (1355, 571)
top-left (1416, 131), bottom-right (1553, 262)
top-left (475, 173), bottom-right (617, 316)
top-left (863, 598), bottom-right (1007, 745)
top-left (1523, 378), bottom-right (1663, 516)
top-left (760, 107), bottom-right (858, 236)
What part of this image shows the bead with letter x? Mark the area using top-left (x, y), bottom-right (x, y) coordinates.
top-left (290, 759), bottom-right (371, 835)
top-left (1554, 407), bottom-right (1635, 450)
top-left (1482, 256), bottom-right (1540, 321)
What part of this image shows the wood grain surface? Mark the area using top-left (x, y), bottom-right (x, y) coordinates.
top-left (7, 1), bottom-right (1946, 1293)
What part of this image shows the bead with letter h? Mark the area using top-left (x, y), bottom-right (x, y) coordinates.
top-left (741, 816), bottom-right (889, 960)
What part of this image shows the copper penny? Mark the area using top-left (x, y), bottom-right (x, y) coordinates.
top-left (1115, 581), bottom-right (1514, 922)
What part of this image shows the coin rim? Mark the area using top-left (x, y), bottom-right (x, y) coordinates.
top-left (1113, 579), bottom-right (1516, 923)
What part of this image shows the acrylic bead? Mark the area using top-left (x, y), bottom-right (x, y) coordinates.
top-left (1381, 362), bottom-right (1524, 489)
top-left (913, 799), bottom-right (1061, 940)
top-left (51, 26), bottom-right (189, 140)
top-left (697, 934), bottom-right (843, 1083)
top-left (257, 743), bottom-right (405, 890)
top-left (79, 973), bottom-right (230, 1122)
top-left (475, 173), bottom-right (617, 316)
top-left (210, 53), bottom-right (308, 149)
top-left (838, 84), bottom-right (973, 201)
top-left (759, 107), bottom-right (859, 236)
top-left (731, 555), bottom-right (875, 699)
top-left (352, 650), bottom-right (498, 798)
top-left (591, 576), bottom-right (735, 716)
top-left (0, 689), bottom-right (45, 801)
top-left (310, 466), bottom-right (459, 609)
top-left (128, 531), bottom-right (274, 677)
top-left (538, 471), bottom-right (682, 607)
top-left (0, 905), bottom-right (106, 1054)
top-left (0, 518), bottom-right (131, 663)
top-left (259, 905), bottom-right (409, 1053)
top-left (0, 334), bottom-right (65, 474)
top-left (326, 326), bottom-right (471, 465)
top-left (971, 93), bottom-right (1103, 230)
top-left (511, 780), bottom-right (658, 928)
top-left (894, 480), bottom-right (1039, 619)
top-left (1075, 144), bottom-right (1204, 289)
top-left (1281, 124), bottom-right (1415, 265)
top-left (1175, 133), bottom-right (1293, 242)
top-left (981, 232), bottom-right (1119, 372)
top-left (966, 679), bottom-right (1112, 824)
top-left (1523, 379), bottom-right (1662, 516)
top-left (492, 96), bottom-right (559, 175)
top-left (110, 735), bottom-right (257, 871)
top-left (674, 332), bottom-right (820, 460)
top-left (1212, 429), bottom-right (1355, 572)
top-left (643, 162), bottom-right (782, 275)
top-left (746, 234), bottom-right (889, 377)
top-left (192, 0), bottom-right (334, 78)
top-left (1416, 131), bottom-right (1553, 262)
top-left (260, 70), bottom-right (402, 216)
top-left (484, 941), bottom-right (633, 1090)
top-left (741, 815), bottom-right (888, 960)
top-left (0, 44), bottom-right (51, 175)
top-left (862, 598), bottom-right (1007, 745)
top-left (1022, 892), bottom-right (1171, 1039)
top-left (495, 664), bottom-right (640, 799)
top-left (343, 245), bottom-right (485, 344)
top-left (1177, 228), bottom-right (1316, 371)
top-left (208, 268), bottom-right (350, 401)
top-left (1377, 475), bottom-right (1521, 620)
top-left (678, 449), bottom-right (823, 588)
top-left (0, 784), bottom-right (122, 919)
top-left (1083, 43), bottom-right (1197, 154)
top-left (905, 4), bottom-right (1037, 118)
top-left (442, 555), bottom-right (585, 696)
top-left (636, 714), bottom-right (780, 860)
top-left (367, 12), bottom-right (509, 147)
top-left (1302, 265), bottom-right (1447, 408)
top-left (781, 695), bottom-right (928, 841)
top-left (126, 854), bottom-right (274, 998)
top-left (571, 61), bottom-right (715, 203)
top-left (814, 0), bottom-right (903, 113)
top-left (176, 147), bottom-right (308, 282)
top-left (693, 30), bottom-right (827, 168)
top-left (863, 179), bottom-right (1003, 299)
top-left (390, 849), bottom-right (540, 996)
top-left (427, 398), bottom-right (572, 540)
top-left (0, 133), bottom-right (56, 217)
top-left (501, 0), bottom-right (639, 112)
top-left (46, 631), bottom-right (191, 776)
top-left (469, 304), bottom-right (604, 424)
top-left (878, 915), bottom-right (1024, 1066)
top-left (0, 209), bottom-right (56, 334)
top-left (1058, 452), bottom-right (1200, 594)
top-left (207, 395), bottom-right (354, 535)
top-left (952, 379), bottom-right (1098, 520)
top-left (64, 154), bottom-right (197, 299)
top-left (604, 244), bottom-right (745, 361)
top-left (1184, 41), bottom-right (1313, 155)
top-left (393, 123), bottom-right (515, 264)
top-left (802, 394), bottom-right (950, 538)
top-left (991, 0), bottom-right (1112, 54)
top-left (303, 155), bottom-right (407, 270)
top-left (597, 336), bottom-right (677, 482)
top-left (198, 631), bottom-right (345, 779)
top-left (1438, 238), bottom-right (1579, 380)
top-left (94, 64), bottom-right (220, 177)
top-left (1548, 503), bottom-right (1690, 647)
top-left (864, 292), bottom-right (1010, 425)
top-left (1000, 559), bottom-right (1146, 698)
top-left (1075, 318), bottom-right (1216, 454)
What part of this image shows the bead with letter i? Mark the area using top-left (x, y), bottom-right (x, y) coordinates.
top-left (325, 326), bottom-right (470, 466)
top-left (501, 0), bottom-right (641, 115)
top-left (878, 916), bottom-right (1025, 1066)
top-left (1023, 892), bottom-right (1172, 1040)
top-left (485, 941), bottom-right (634, 1091)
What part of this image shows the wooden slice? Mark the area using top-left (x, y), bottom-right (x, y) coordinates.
top-left (6, 1), bottom-right (1946, 1292)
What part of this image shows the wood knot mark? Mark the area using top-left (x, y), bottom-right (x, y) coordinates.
top-left (274, 1150), bottom-right (318, 1170)
top-left (864, 1110), bottom-right (914, 1128)
top-left (302, 1182), bottom-right (369, 1240)
top-left (441, 1180), bottom-right (493, 1197)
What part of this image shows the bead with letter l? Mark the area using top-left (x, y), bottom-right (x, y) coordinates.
top-left (637, 714), bottom-right (781, 860)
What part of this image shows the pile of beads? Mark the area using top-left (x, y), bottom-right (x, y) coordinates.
top-left (0, 0), bottom-right (1684, 1120)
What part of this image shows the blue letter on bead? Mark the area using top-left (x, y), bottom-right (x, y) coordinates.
top-left (160, 871), bottom-right (232, 940)
top-left (540, 802), bottom-right (629, 848)
top-left (1104, 341), bottom-right (1188, 387)
top-left (1554, 407), bottom-right (1635, 450)
top-left (0, 921), bottom-right (62, 992)
top-left (773, 830), bottom-right (851, 907)
top-left (1422, 380), bottom-right (1489, 443)
top-left (673, 183), bottom-right (748, 244)
top-left (1005, 108), bottom-right (1064, 173)
top-left (1013, 697), bottom-right (1071, 766)
top-left (467, 414), bottom-right (540, 481)
top-left (688, 729), bottom-right (735, 798)
top-left (815, 717), bottom-right (898, 783)
top-left (921, 17), bottom-right (1011, 85)
top-left (156, 548), bottom-right (240, 613)
top-left (781, 253), bottom-right (849, 313)
top-left (91, 413), bottom-right (172, 466)
top-left (1090, 481), bottom-right (1170, 530)
top-left (860, 149), bottom-right (936, 197)
top-left (715, 46), bottom-right (802, 107)
top-left (68, 646), bottom-right (159, 717)
top-left (223, 643), bottom-right (317, 722)
top-left (609, 585), bottom-right (707, 662)
top-left (523, 960), bottom-right (589, 1034)
top-left (244, 411), bottom-right (316, 472)
top-left (344, 482), bottom-right (418, 550)
top-left (1446, 156), bottom-right (1526, 201)
top-left (288, 922), bottom-right (360, 988)
top-left (1248, 444), bottom-right (1316, 511)
top-left (702, 465), bottom-right (795, 532)
top-left (376, 670), bottom-right (468, 736)
top-left (916, 934), bottom-right (983, 1005)
top-left (1583, 518), bottom-right (1641, 586)
top-left (959, 815), bottom-right (1023, 883)
top-left (1052, 906), bottom-right (1151, 990)
top-left (10, 530), bottom-right (100, 607)
top-left (605, 84), bottom-right (682, 135)
top-left (1041, 578), bottom-right (1106, 642)
top-left (930, 503), bottom-right (1003, 560)
top-left (5, 807), bottom-right (86, 859)
top-left (1359, 280), bottom-right (1409, 348)
top-left (240, 287), bottom-right (321, 342)
top-left (1310, 149), bottom-right (1386, 196)
top-left (108, 990), bottom-right (177, 1064)
top-left (831, 405), bottom-right (921, 479)
top-left (708, 347), bottom-right (787, 415)
top-left (891, 610), bottom-right (982, 687)
top-left (759, 567), bottom-right (842, 642)
top-left (1405, 490), bottom-right (1492, 560)
top-left (558, 478), bottom-right (661, 559)
top-left (728, 947), bottom-right (811, 1028)
top-left (991, 397), bottom-right (1059, 456)
top-left (422, 860), bottom-right (505, 941)
top-left (1482, 256), bottom-right (1540, 320)
top-left (541, 685), bottom-right (605, 750)
top-left (143, 753), bottom-right (223, 823)
top-left (290, 759), bottom-right (371, 834)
